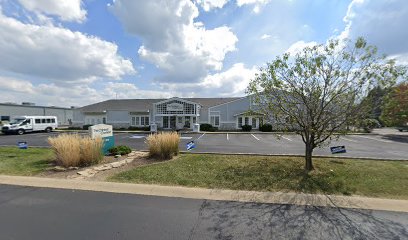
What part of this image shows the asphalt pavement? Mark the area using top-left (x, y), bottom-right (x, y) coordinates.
top-left (0, 184), bottom-right (407, 240)
top-left (1, 131), bottom-right (407, 159)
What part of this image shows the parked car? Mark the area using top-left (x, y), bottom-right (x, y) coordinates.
top-left (397, 126), bottom-right (408, 132)
top-left (1, 116), bottom-right (58, 135)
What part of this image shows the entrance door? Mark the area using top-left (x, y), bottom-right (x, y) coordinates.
top-left (170, 116), bottom-right (176, 129)
top-left (163, 116), bottom-right (169, 128)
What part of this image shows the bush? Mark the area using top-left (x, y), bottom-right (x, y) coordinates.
top-left (146, 132), bottom-right (180, 160)
top-left (82, 124), bottom-right (92, 130)
top-left (259, 124), bottom-right (273, 132)
top-left (128, 126), bottom-right (150, 131)
top-left (359, 118), bottom-right (380, 133)
top-left (48, 134), bottom-right (103, 167)
top-left (241, 124), bottom-right (252, 132)
top-left (67, 126), bottom-right (82, 130)
top-left (200, 123), bottom-right (217, 132)
top-left (108, 145), bottom-right (132, 156)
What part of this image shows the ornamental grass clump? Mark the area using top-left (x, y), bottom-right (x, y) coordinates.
top-left (48, 134), bottom-right (103, 167)
top-left (48, 134), bottom-right (81, 167)
top-left (80, 136), bottom-right (104, 166)
top-left (147, 132), bottom-right (180, 160)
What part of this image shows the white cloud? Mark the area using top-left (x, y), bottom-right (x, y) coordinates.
top-left (195, 0), bottom-right (229, 11)
top-left (17, 0), bottom-right (86, 22)
top-left (161, 63), bottom-right (258, 97)
top-left (236, 0), bottom-right (270, 13)
top-left (339, 0), bottom-right (408, 63)
top-left (285, 40), bottom-right (317, 55)
top-left (0, 76), bottom-right (173, 107)
top-left (260, 34), bottom-right (271, 40)
top-left (110, 0), bottom-right (238, 83)
top-left (0, 11), bottom-right (135, 83)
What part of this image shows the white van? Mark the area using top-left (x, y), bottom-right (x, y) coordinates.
top-left (1, 116), bottom-right (58, 135)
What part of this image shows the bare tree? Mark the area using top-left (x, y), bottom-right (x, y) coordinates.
top-left (248, 37), bottom-right (404, 171)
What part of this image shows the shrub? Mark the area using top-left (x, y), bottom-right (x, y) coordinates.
top-left (48, 134), bottom-right (103, 167)
top-left (128, 126), bottom-right (150, 131)
top-left (82, 124), bottom-right (92, 130)
top-left (80, 136), bottom-right (104, 166)
top-left (108, 145), bottom-right (132, 156)
top-left (68, 126), bottom-right (82, 130)
top-left (200, 123), bottom-right (217, 132)
top-left (146, 132), bottom-right (180, 160)
top-left (241, 124), bottom-right (252, 132)
top-left (259, 124), bottom-right (273, 132)
top-left (359, 118), bottom-right (380, 133)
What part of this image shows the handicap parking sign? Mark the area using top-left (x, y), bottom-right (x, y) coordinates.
top-left (186, 141), bottom-right (195, 151)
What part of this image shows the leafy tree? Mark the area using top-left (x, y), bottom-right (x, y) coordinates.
top-left (248, 37), bottom-right (403, 171)
top-left (359, 86), bottom-right (389, 125)
top-left (381, 81), bottom-right (408, 127)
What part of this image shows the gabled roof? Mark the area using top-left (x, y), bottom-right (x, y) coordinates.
top-left (79, 97), bottom-right (241, 112)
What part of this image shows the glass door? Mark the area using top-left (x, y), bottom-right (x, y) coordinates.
top-left (170, 116), bottom-right (176, 129)
top-left (163, 116), bottom-right (169, 128)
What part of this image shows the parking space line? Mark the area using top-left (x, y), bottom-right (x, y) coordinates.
top-left (278, 134), bottom-right (292, 141)
top-left (226, 133), bottom-right (229, 141)
top-left (340, 137), bottom-right (357, 142)
top-left (251, 134), bottom-right (260, 141)
top-left (355, 135), bottom-right (392, 143)
top-left (180, 136), bottom-right (192, 140)
top-left (196, 133), bottom-right (206, 141)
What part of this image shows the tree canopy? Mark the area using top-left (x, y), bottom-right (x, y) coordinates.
top-left (381, 81), bottom-right (408, 127)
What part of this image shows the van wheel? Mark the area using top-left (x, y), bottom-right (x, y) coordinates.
top-left (17, 129), bottom-right (25, 135)
top-left (45, 127), bottom-right (52, 133)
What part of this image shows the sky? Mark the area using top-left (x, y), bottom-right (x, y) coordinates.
top-left (0, 0), bottom-right (407, 107)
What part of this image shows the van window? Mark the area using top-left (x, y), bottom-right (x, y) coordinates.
top-left (46, 119), bottom-right (51, 123)
top-left (51, 119), bottom-right (55, 123)
top-left (42, 119), bottom-right (46, 123)
top-left (35, 119), bottom-right (41, 124)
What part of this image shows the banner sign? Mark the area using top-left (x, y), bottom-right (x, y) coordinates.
top-left (330, 145), bottom-right (346, 154)
top-left (89, 124), bottom-right (114, 155)
top-left (186, 141), bottom-right (195, 151)
top-left (167, 103), bottom-right (184, 111)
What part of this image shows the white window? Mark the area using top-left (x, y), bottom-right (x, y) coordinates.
top-left (238, 117), bottom-right (242, 128)
top-left (211, 116), bottom-right (220, 127)
top-left (178, 117), bottom-right (183, 124)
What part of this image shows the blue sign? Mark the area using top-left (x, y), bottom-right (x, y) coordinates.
top-left (186, 141), bottom-right (195, 151)
top-left (102, 136), bottom-right (115, 155)
top-left (17, 141), bottom-right (28, 149)
top-left (330, 145), bottom-right (346, 154)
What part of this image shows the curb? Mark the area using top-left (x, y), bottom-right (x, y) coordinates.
top-left (0, 175), bottom-right (407, 213)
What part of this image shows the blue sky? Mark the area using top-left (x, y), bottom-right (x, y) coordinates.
top-left (0, 0), bottom-right (407, 107)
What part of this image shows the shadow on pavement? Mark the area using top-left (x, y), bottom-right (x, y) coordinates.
top-left (190, 197), bottom-right (408, 240)
top-left (381, 134), bottom-right (408, 144)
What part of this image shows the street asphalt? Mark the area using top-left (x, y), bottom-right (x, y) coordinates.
top-left (0, 130), bottom-right (407, 159)
top-left (0, 184), bottom-right (407, 240)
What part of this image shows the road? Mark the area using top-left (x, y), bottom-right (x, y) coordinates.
top-left (0, 184), bottom-right (407, 240)
top-left (1, 131), bottom-right (408, 159)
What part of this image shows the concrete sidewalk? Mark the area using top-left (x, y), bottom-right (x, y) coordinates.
top-left (0, 175), bottom-right (407, 213)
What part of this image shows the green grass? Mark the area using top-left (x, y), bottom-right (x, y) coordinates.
top-left (0, 147), bottom-right (54, 176)
top-left (109, 154), bottom-right (408, 199)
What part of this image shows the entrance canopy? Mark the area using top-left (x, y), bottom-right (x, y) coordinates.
top-left (153, 97), bottom-right (201, 116)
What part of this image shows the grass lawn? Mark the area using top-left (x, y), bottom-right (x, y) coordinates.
top-left (109, 154), bottom-right (408, 199)
top-left (0, 147), bottom-right (54, 176)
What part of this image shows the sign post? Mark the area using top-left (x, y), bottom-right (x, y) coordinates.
top-left (89, 124), bottom-right (114, 155)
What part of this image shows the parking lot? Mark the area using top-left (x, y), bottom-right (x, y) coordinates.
top-left (1, 131), bottom-right (407, 160)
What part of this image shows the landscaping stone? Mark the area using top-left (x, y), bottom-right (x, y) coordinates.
top-left (53, 166), bottom-right (67, 172)
top-left (111, 162), bottom-right (123, 168)
top-left (68, 166), bottom-right (79, 170)
top-left (114, 155), bottom-right (121, 158)
top-left (77, 169), bottom-right (97, 177)
top-left (94, 165), bottom-right (112, 171)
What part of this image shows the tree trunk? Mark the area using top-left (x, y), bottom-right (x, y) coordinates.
top-left (305, 142), bottom-right (314, 171)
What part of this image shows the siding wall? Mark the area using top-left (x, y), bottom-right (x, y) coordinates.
top-left (0, 105), bottom-right (73, 125)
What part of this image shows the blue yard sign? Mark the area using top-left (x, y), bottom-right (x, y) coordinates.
top-left (186, 141), bottom-right (195, 151)
top-left (330, 145), bottom-right (346, 154)
top-left (17, 141), bottom-right (28, 149)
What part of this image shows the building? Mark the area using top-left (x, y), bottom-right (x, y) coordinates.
top-left (73, 96), bottom-right (264, 130)
top-left (0, 102), bottom-right (74, 126)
